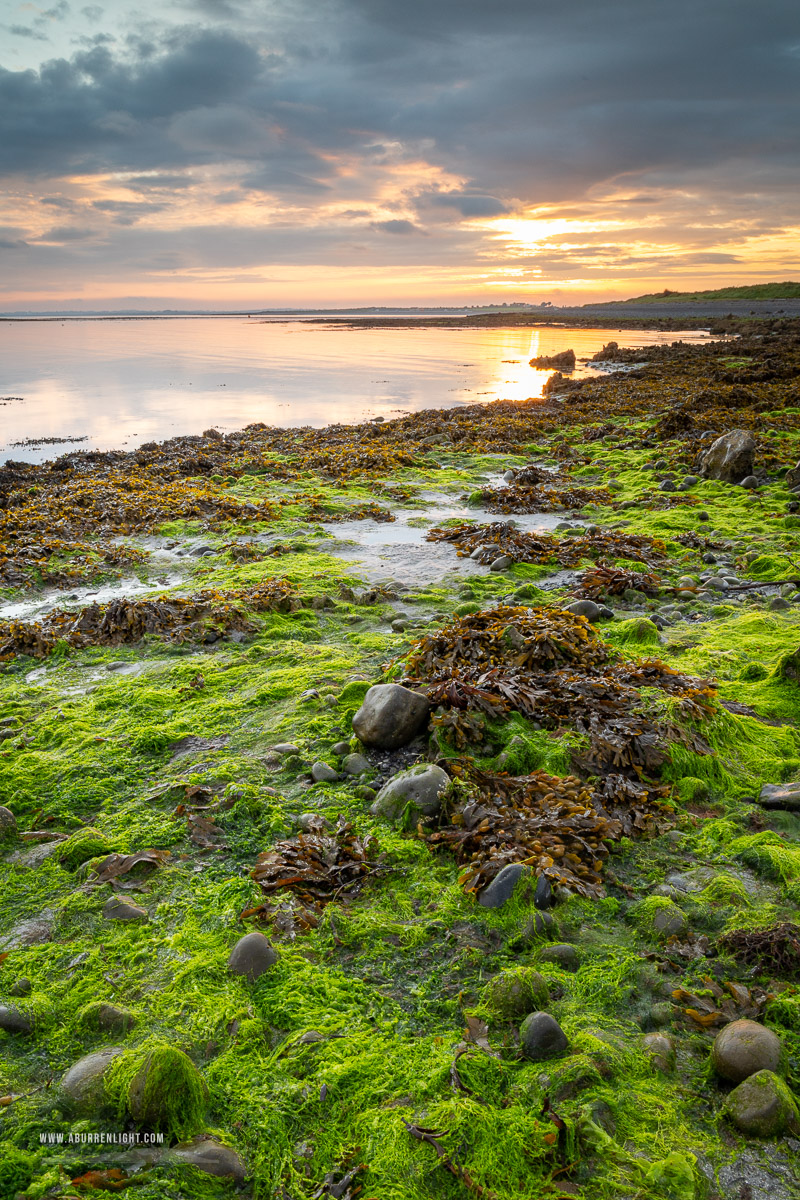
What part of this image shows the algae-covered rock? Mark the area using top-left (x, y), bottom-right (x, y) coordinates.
top-left (520, 1012), bottom-right (568, 1061)
top-left (103, 896), bottom-right (148, 922)
top-left (127, 1045), bottom-right (208, 1140)
top-left (0, 806), bottom-right (17, 839)
top-left (481, 968), bottom-right (549, 1020)
top-left (723, 1069), bottom-right (800, 1138)
top-left (61, 1047), bottom-right (125, 1112)
top-left (57, 827), bottom-right (112, 871)
top-left (172, 1135), bottom-right (247, 1181)
top-left (478, 862), bottom-right (531, 909)
top-left (759, 782), bottom-right (800, 811)
top-left (0, 1004), bottom-right (34, 1035)
top-left (613, 617), bottom-right (661, 645)
top-left (643, 1151), bottom-right (697, 1200)
top-left (371, 763), bottom-right (449, 823)
top-left (227, 931), bottom-right (278, 982)
top-left (699, 429), bottom-right (755, 483)
top-left (711, 1019), bottom-right (782, 1083)
top-left (539, 944), bottom-right (579, 971)
top-left (772, 645), bottom-right (800, 683)
top-left (79, 1002), bottom-right (138, 1035)
top-left (352, 683), bottom-right (430, 749)
top-left (633, 897), bottom-right (688, 941)
top-left (642, 1031), bottom-right (675, 1072)
top-left (518, 910), bottom-right (560, 942)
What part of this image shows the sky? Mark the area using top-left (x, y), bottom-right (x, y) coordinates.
top-left (1, 0), bottom-right (799, 310)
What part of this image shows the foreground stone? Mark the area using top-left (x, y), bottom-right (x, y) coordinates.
top-left (0, 1005), bottom-right (33, 1034)
top-left (478, 862), bottom-right (530, 908)
top-left (227, 932), bottom-right (278, 982)
top-left (172, 1135), bottom-right (247, 1182)
top-left (482, 968), bottom-right (549, 1020)
top-left (539, 944), bottom-right (579, 971)
top-left (723, 1070), bottom-right (800, 1138)
top-left (103, 897), bottom-right (148, 922)
top-left (758, 782), bottom-right (800, 811)
top-left (520, 1012), bottom-right (568, 1061)
top-left (371, 764), bottom-right (449, 823)
top-left (80, 1002), bottom-right (137, 1034)
top-left (642, 1032), bottom-right (675, 1072)
top-left (699, 430), bottom-right (755, 483)
top-left (61, 1048), bottom-right (124, 1112)
top-left (712, 1019), bottom-right (782, 1083)
top-left (128, 1046), bottom-right (208, 1131)
top-left (0, 806), bottom-right (17, 836)
top-left (352, 684), bottom-right (430, 749)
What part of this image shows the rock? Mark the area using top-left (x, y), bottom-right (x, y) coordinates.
top-left (482, 968), bottom-right (549, 1020)
top-left (172, 1135), bottom-right (247, 1182)
top-left (331, 741), bottom-right (351, 756)
top-left (768, 596), bottom-right (792, 611)
top-left (529, 349), bottom-right (576, 370)
top-left (371, 764), bottom-right (449, 823)
top-left (61, 1047), bottom-right (125, 1111)
top-left (0, 910), bottom-right (55, 950)
top-left (534, 874), bottom-right (553, 910)
top-left (80, 1002), bottom-right (138, 1034)
top-left (699, 430), bottom-right (756, 484)
top-left (128, 1046), bottom-right (208, 1134)
top-left (642, 1032), bottom-right (675, 1072)
top-left (352, 684), bottom-right (430, 750)
top-left (8, 978), bottom-right (32, 997)
top-left (489, 555), bottom-right (514, 572)
top-left (0, 1004), bottom-right (33, 1034)
top-left (352, 785), bottom-right (376, 801)
top-left (724, 1070), bottom-right (800, 1138)
top-left (741, 475), bottom-right (760, 489)
top-left (520, 1012), bottom-right (568, 1061)
top-left (520, 910), bottom-right (559, 941)
top-left (478, 863), bottom-right (530, 909)
top-left (296, 813), bottom-right (333, 832)
top-left (649, 901), bottom-right (688, 940)
top-left (539, 944), bottom-right (579, 971)
top-left (683, 475), bottom-right (699, 487)
top-left (564, 599), bottom-right (602, 621)
top-left (273, 743), bottom-right (301, 755)
top-left (0, 806), bottom-right (17, 836)
top-left (712, 1020), bottom-right (782, 1083)
top-left (342, 752), bottom-right (370, 775)
top-left (103, 897), bottom-right (148, 922)
top-left (758, 783), bottom-right (800, 811)
top-left (227, 932), bottom-right (278, 982)
top-left (310, 761), bottom-right (338, 782)
top-left (659, 479), bottom-right (676, 492)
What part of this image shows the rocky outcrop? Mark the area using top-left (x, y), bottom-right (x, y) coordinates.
top-left (698, 430), bottom-right (755, 483)
top-left (529, 349), bottom-right (576, 370)
top-left (352, 684), bottom-right (430, 749)
top-left (723, 1070), bottom-right (799, 1138)
top-left (371, 764), bottom-right (449, 823)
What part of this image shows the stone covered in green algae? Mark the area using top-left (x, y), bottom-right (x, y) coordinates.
top-left (125, 1045), bottom-right (208, 1141)
top-left (481, 967), bottom-right (549, 1020)
top-left (723, 1069), bottom-right (800, 1138)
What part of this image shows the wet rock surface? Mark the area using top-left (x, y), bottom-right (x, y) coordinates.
top-left (371, 763), bottom-right (449, 822)
top-left (711, 1020), bottom-right (783, 1083)
top-left (227, 932), bottom-right (278, 982)
top-left (520, 1012), bottom-right (569, 1061)
top-left (352, 683), bottom-right (430, 749)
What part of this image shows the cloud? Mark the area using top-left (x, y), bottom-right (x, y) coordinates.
top-left (371, 219), bottom-right (425, 235)
top-left (423, 191), bottom-right (510, 218)
top-left (7, 24), bottom-right (49, 41)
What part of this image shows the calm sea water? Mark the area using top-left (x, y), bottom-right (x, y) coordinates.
top-left (0, 317), bottom-right (717, 464)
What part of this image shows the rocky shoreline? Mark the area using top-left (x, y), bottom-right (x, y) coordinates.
top-left (1, 324), bottom-right (799, 1199)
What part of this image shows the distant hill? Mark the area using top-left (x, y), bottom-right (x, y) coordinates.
top-left (617, 282), bottom-right (800, 303)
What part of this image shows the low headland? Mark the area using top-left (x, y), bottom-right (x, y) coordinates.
top-left (1, 319), bottom-right (800, 1198)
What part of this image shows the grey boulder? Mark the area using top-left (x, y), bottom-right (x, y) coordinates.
top-left (227, 932), bottom-right (278, 982)
top-left (310, 761), bottom-right (338, 782)
top-left (371, 764), bottom-right (449, 823)
top-left (61, 1047), bottom-right (125, 1112)
top-left (352, 684), bottom-right (430, 749)
top-left (342, 752), bottom-right (371, 775)
top-left (520, 1012), bottom-right (568, 1061)
top-left (172, 1136), bottom-right (247, 1182)
top-left (723, 1070), bottom-right (799, 1138)
top-left (564, 600), bottom-right (603, 622)
top-left (759, 783), bottom-right (800, 811)
top-left (0, 806), bottom-right (17, 836)
top-left (478, 863), bottom-right (531, 909)
top-left (712, 1019), bottom-right (782, 1083)
top-left (699, 430), bottom-right (755, 484)
top-left (0, 1005), bottom-right (34, 1034)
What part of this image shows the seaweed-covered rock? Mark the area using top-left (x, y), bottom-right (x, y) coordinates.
top-left (103, 896), bottom-right (148, 922)
top-left (635, 898), bottom-right (688, 940)
top-left (723, 1070), bottom-right (799, 1138)
top-left (352, 684), bottom-right (430, 749)
top-left (642, 1031), bottom-right (675, 1072)
top-left (539, 944), bottom-right (579, 971)
top-left (0, 806), bottom-right (17, 838)
top-left (520, 1012), bottom-right (568, 1061)
top-left (371, 764), bottom-right (449, 823)
top-left (79, 1002), bottom-right (138, 1034)
top-left (519, 910), bottom-right (560, 942)
top-left (227, 932), bottom-right (278, 982)
top-left (564, 600), bottom-right (603, 621)
top-left (482, 968), bottom-right (549, 1020)
top-left (699, 430), bottom-right (755, 484)
top-left (0, 1004), bottom-right (33, 1034)
top-left (172, 1135), bottom-right (247, 1182)
top-left (712, 1020), bottom-right (782, 1083)
top-left (57, 827), bottom-right (112, 870)
top-left (758, 782), bottom-right (800, 811)
top-left (127, 1046), bottom-right (208, 1140)
top-left (478, 862), bottom-right (531, 909)
top-left (61, 1047), bottom-right (125, 1112)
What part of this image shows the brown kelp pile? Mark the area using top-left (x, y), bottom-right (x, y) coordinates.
top-left (0, 577), bottom-right (298, 660)
top-left (249, 818), bottom-right (383, 913)
top-left (427, 522), bottom-right (667, 569)
top-left (471, 482), bottom-right (613, 513)
top-left (397, 605), bottom-right (716, 896)
top-left (0, 536), bottom-right (145, 590)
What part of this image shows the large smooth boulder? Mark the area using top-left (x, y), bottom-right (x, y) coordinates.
top-left (759, 783), bottom-right (800, 811)
top-left (723, 1070), bottom-right (800, 1138)
top-left (127, 1046), bottom-right (208, 1139)
top-left (352, 684), bottom-right (430, 749)
top-left (711, 1019), bottom-right (782, 1083)
top-left (699, 430), bottom-right (755, 483)
top-left (371, 764), bottom-right (449, 823)
top-left (61, 1048), bottom-right (125, 1112)
top-left (520, 1012), bottom-right (568, 1061)
top-left (227, 932), bottom-right (278, 982)
top-left (482, 968), bottom-right (549, 1021)
top-left (0, 806), bottom-right (17, 837)
top-left (0, 1005), bottom-right (33, 1034)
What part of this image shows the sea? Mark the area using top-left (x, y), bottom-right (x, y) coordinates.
top-left (0, 315), bottom-right (719, 464)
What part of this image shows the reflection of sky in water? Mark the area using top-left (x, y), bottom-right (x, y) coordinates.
top-left (0, 318), bottom-right (717, 463)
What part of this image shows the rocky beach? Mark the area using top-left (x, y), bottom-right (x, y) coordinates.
top-left (1, 321), bottom-right (800, 1199)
